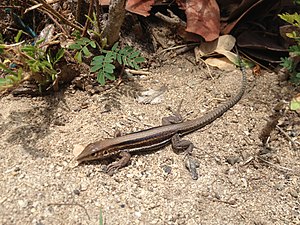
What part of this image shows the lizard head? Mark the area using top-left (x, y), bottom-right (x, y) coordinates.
top-left (75, 141), bottom-right (112, 163)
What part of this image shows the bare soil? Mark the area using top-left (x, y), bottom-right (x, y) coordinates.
top-left (1, 54), bottom-right (300, 225)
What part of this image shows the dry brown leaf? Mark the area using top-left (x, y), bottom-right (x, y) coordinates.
top-left (205, 57), bottom-right (236, 71)
top-left (126, 0), bottom-right (155, 16)
top-left (195, 34), bottom-right (237, 65)
top-left (178, 0), bottom-right (220, 41)
top-left (73, 144), bottom-right (85, 158)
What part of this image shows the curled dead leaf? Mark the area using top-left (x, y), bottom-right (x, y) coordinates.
top-left (73, 144), bottom-right (85, 158)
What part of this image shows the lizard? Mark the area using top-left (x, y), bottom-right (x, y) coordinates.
top-left (75, 54), bottom-right (247, 177)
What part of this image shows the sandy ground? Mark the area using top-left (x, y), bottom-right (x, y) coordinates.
top-left (1, 55), bottom-right (300, 224)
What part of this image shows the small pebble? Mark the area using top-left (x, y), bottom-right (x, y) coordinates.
top-left (73, 189), bottom-right (80, 195)
top-left (226, 156), bottom-right (240, 165)
top-left (18, 200), bottom-right (28, 208)
top-left (275, 183), bottom-right (284, 191)
top-left (161, 165), bottom-right (172, 174)
top-left (289, 189), bottom-right (298, 198)
top-left (134, 211), bottom-right (142, 218)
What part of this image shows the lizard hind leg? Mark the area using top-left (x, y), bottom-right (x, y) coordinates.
top-left (162, 99), bottom-right (184, 125)
top-left (171, 133), bottom-right (199, 179)
top-left (171, 133), bottom-right (194, 154)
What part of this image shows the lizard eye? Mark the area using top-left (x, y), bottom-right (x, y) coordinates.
top-left (91, 152), bottom-right (97, 157)
top-left (103, 150), bottom-right (108, 156)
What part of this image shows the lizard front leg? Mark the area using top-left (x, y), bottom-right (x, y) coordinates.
top-left (105, 130), bottom-right (130, 175)
top-left (106, 151), bottom-right (131, 175)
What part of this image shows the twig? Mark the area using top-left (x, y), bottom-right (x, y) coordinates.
top-left (94, 0), bottom-right (102, 35)
top-left (125, 69), bottom-right (151, 75)
top-left (155, 9), bottom-right (186, 26)
top-left (48, 202), bottom-right (90, 220)
top-left (82, 0), bottom-right (94, 37)
top-left (197, 57), bottom-right (214, 80)
top-left (43, 10), bottom-right (68, 36)
top-left (31, 0), bottom-right (83, 32)
top-left (276, 125), bottom-right (299, 150)
top-left (257, 156), bottom-right (294, 172)
top-left (157, 43), bottom-right (198, 55)
top-left (0, 5), bottom-right (21, 8)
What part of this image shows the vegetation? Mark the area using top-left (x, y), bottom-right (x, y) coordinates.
top-left (0, 37), bottom-right (65, 91)
top-left (90, 42), bottom-right (145, 85)
top-left (279, 1), bottom-right (300, 110)
top-left (279, 10), bottom-right (300, 84)
top-left (0, 0), bottom-right (145, 93)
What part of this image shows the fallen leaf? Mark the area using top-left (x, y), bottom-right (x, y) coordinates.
top-left (205, 57), bottom-right (236, 71)
top-left (126, 0), bottom-right (155, 16)
top-left (195, 34), bottom-right (238, 65)
top-left (178, 0), bottom-right (220, 41)
top-left (290, 94), bottom-right (300, 111)
top-left (73, 144), bottom-right (85, 158)
top-left (195, 34), bottom-right (235, 56)
top-left (136, 86), bottom-right (167, 104)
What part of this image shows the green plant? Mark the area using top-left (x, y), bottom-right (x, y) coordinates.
top-left (99, 208), bottom-right (103, 225)
top-left (0, 62), bottom-right (23, 89)
top-left (279, 12), bottom-right (300, 84)
top-left (91, 42), bottom-right (145, 85)
top-left (68, 37), bottom-right (96, 63)
top-left (21, 39), bottom-right (65, 83)
top-left (279, 4), bottom-right (300, 110)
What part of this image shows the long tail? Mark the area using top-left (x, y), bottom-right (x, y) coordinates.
top-left (181, 46), bottom-right (247, 134)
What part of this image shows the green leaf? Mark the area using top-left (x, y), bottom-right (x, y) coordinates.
top-left (104, 52), bottom-right (114, 63)
top-left (290, 98), bottom-right (300, 110)
top-left (82, 46), bottom-right (91, 57)
top-left (90, 41), bottom-right (96, 48)
top-left (35, 38), bottom-right (45, 46)
top-left (82, 37), bottom-right (91, 44)
top-left (103, 63), bottom-right (115, 73)
top-left (110, 51), bottom-right (117, 60)
top-left (21, 45), bottom-right (36, 53)
top-left (0, 78), bottom-right (8, 85)
top-left (127, 59), bottom-right (133, 68)
top-left (6, 75), bottom-right (18, 82)
top-left (119, 48), bottom-right (125, 55)
top-left (91, 64), bottom-right (103, 72)
top-left (53, 49), bottom-right (64, 64)
top-left (129, 50), bottom-right (140, 59)
top-left (105, 72), bottom-right (115, 81)
top-left (111, 42), bottom-right (119, 52)
top-left (75, 39), bottom-right (85, 46)
top-left (132, 61), bottom-right (139, 70)
top-left (0, 45), bottom-right (4, 54)
top-left (17, 68), bottom-right (23, 80)
top-left (97, 71), bottom-right (105, 85)
top-left (0, 63), bottom-right (17, 76)
top-left (69, 43), bottom-right (82, 50)
top-left (75, 51), bottom-right (82, 63)
top-left (14, 30), bottom-right (23, 43)
top-left (116, 54), bottom-right (122, 64)
top-left (99, 208), bottom-right (103, 225)
top-left (134, 57), bottom-right (145, 63)
top-left (289, 45), bottom-right (300, 55)
top-left (91, 55), bottom-right (104, 65)
top-left (279, 12), bottom-right (300, 27)
top-left (122, 55), bottom-right (128, 65)
top-left (280, 57), bottom-right (294, 72)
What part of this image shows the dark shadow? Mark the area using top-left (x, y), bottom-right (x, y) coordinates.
top-left (4, 91), bottom-right (70, 158)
